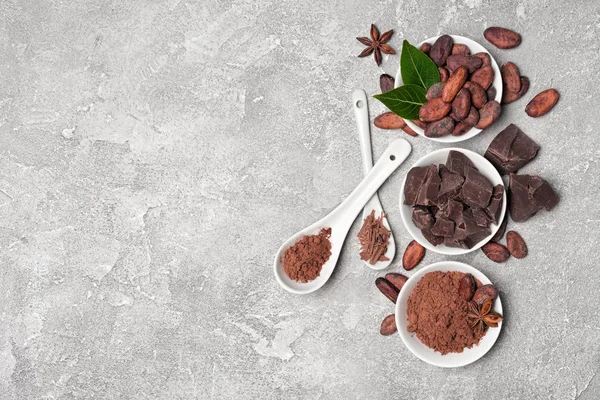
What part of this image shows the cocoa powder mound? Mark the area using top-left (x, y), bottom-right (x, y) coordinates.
top-left (283, 228), bottom-right (332, 283)
top-left (407, 271), bottom-right (485, 354)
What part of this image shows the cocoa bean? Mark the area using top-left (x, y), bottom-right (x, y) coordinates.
top-left (374, 112), bottom-right (406, 129)
top-left (419, 42), bottom-right (432, 54)
top-left (411, 119), bottom-right (428, 129)
top-left (484, 27), bottom-right (522, 49)
top-left (451, 88), bottom-right (471, 120)
top-left (473, 284), bottom-right (498, 306)
top-left (475, 100), bottom-right (501, 129)
top-left (481, 242), bottom-right (510, 263)
top-left (380, 74), bottom-right (395, 93)
top-left (385, 273), bottom-right (408, 291)
top-left (502, 76), bottom-right (529, 104)
top-left (525, 88), bottom-right (559, 117)
top-left (441, 66), bottom-right (468, 102)
top-left (401, 124), bottom-right (418, 137)
top-left (375, 277), bottom-right (399, 304)
top-left (501, 62), bottom-right (521, 93)
top-left (449, 110), bottom-right (461, 122)
top-left (426, 82), bottom-right (445, 100)
top-left (473, 52), bottom-right (491, 67)
top-left (470, 66), bottom-right (494, 90)
top-left (452, 43), bottom-right (470, 56)
top-left (491, 215), bottom-right (507, 242)
top-left (402, 240), bottom-right (425, 271)
top-left (446, 55), bottom-right (482, 73)
top-left (419, 97), bottom-right (452, 122)
top-left (459, 273), bottom-right (477, 301)
top-left (380, 314), bottom-right (397, 336)
top-left (506, 231), bottom-right (528, 258)
top-left (429, 35), bottom-right (453, 66)
top-left (425, 116), bottom-right (454, 138)
top-left (439, 67), bottom-right (449, 83)
top-left (464, 81), bottom-right (487, 109)
top-left (463, 106), bottom-right (479, 126)
top-left (452, 121), bottom-right (472, 136)
top-left (487, 86), bottom-right (497, 101)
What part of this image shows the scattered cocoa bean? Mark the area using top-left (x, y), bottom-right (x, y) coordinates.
top-left (446, 55), bottom-right (482, 73)
top-left (452, 43), bottom-right (470, 56)
top-left (380, 314), bottom-right (397, 336)
top-left (459, 274), bottom-right (477, 301)
top-left (525, 88), bottom-right (560, 117)
top-left (401, 124), bottom-right (418, 137)
top-left (385, 273), bottom-right (408, 291)
top-left (419, 42), bottom-right (432, 54)
top-left (452, 121), bottom-right (472, 136)
top-left (441, 66), bottom-right (468, 102)
top-left (411, 119), bottom-right (428, 129)
top-left (380, 74), bottom-right (395, 93)
top-left (419, 97), bottom-right (452, 122)
top-left (473, 52), bottom-right (491, 67)
top-left (374, 112), bottom-right (406, 129)
top-left (464, 81), bottom-right (487, 109)
top-left (481, 242), bottom-right (510, 263)
top-left (473, 284), bottom-right (498, 306)
top-left (502, 76), bottom-right (529, 104)
top-left (429, 35), bottom-right (453, 66)
top-left (426, 82), bottom-right (445, 100)
top-left (501, 62), bottom-right (521, 93)
top-left (484, 27), bottom-right (522, 49)
top-left (475, 100), bottom-right (501, 129)
top-left (439, 67), bottom-right (449, 83)
top-left (470, 66), bottom-right (494, 90)
top-left (487, 86), bottom-right (497, 101)
top-left (449, 110), bottom-right (461, 121)
top-left (375, 277), bottom-right (399, 304)
top-left (402, 240), bottom-right (426, 270)
top-left (463, 106), bottom-right (479, 126)
top-left (425, 116), bottom-right (454, 138)
top-left (491, 215), bottom-right (507, 242)
top-left (451, 88), bottom-right (471, 120)
top-left (506, 231), bottom-right (528, 258)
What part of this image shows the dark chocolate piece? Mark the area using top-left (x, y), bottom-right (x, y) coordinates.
top-left (485, 184), bottom-right (504, 224)
top-left (431, 217), bottom-right (455, 237)
top-left (484, 124), bottom-right (539, 175)
top-left (447, 199), bottom-right (464, 221)
top-left (404, 166), bottom-right (430, 205)
top-left (454, 208), bottom-right (478, 241)
top-left (472, 208), bottom-right (492, 228)
top-left (464, 225), bottom-right (491, 248)
top-left (447, 150), bottom-right (477, 176)
top-left (415, 165), bottom-right (441, 206)
top-left (509, 174), bottom-right (559, 222)
top-left (436, 165), bottom-right (465, 206)
top-left (421, 227), bottom-right (444, 246)
top-left (491, 214), bottom-right (508, 242)
top-left (412, 206), bottom-right (434, 229)
top-left (460, 167), bottom-right (493, 209)
top-left (444, 236), bottom-right (468, 249)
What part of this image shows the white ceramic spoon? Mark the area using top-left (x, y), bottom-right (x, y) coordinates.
top-left (274, 138), bottom-right (412, 294)
top-left (352, 89), bottom-right (395, 270)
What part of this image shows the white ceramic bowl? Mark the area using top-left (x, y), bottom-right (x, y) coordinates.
top-left (395, 261), bottom-right (503, 368)
top-left (395, 35), bottom-right (503, 143)
top-left (399, 148), bottom-right (506, 255)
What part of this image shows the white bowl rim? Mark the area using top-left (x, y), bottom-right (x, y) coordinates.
top-left (395, 261), bottom-right (503, 368)
top-left (394, 34), bottom-right (503, 143)
top-left (398, 147), bottom-right (507, 255)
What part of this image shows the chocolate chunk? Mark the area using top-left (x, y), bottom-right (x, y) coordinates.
top-left (484, 124), bottom-right (539, 175)
top-left (454, 208), bottom-right (478, 241)
top-left (421, 227), bottom-right (444, 246)
top-left (446, 150), bottom-right (477, 176)
top-left (431, 217), bottom-right (455, 237)
top-left (509, 174), bottom-right (559, 222)
top-left (447, 199), bottom-right (464, 221)
top-left (436, 165), bottom-right (465, 206)
top-left (412, 206), bottom-right (434, 229)
top-left (404, 166), bottom-right (430, 205)
top-left (415, 165), bottom-right (441, 206)
top-left (485, 184), bottom-right (504, 224)
top-left (472, 208), bottom-right (492, 227)
top-left (460, 167), bottom-right (493, 209)
top-left (491, 214), bottom-right (508, 242)
top-left (464, 225), bottom-right (491, 248)
top-left (444, 236), bottom-right (468, 249)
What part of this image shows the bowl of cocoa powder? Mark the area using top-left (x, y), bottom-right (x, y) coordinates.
top-left (395, 261), bottom-right (503, 367)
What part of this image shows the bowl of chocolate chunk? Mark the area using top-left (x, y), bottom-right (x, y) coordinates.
top-left (395, 261), bottom-right (503, 368)
top-left (399, 149), bottom-right (506, 255)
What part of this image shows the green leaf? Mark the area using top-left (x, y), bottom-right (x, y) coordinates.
top-left (400, 40), bottom-right (440, 90)
top-left (373, 84), bottom-right (427, 121)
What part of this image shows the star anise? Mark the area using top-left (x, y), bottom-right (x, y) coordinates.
top-left (467, 299), bottom-right (503, 336)
top-left (356, 24), bottom-right (395, 66)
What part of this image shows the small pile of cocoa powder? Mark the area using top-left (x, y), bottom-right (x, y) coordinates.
top-left (357, 210), bottom-right (390, 264)
top-left (407, 271), bottom-right (485, 354)
top-left (283, 228), bottom-right (332, 283)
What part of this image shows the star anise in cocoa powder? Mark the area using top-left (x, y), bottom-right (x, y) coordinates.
top-left (467, 298), bottom-right (503, 335)
top-left (356, 24), bottom-right (395, 66)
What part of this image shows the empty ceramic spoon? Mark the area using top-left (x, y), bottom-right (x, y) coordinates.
top-left (352, 89), bottom-right (395, 270)
top-left (274, 138), bottom-right (412, 294)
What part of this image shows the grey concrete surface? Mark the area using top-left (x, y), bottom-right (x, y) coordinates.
top-left (1, 0), bottom-right (599, 398)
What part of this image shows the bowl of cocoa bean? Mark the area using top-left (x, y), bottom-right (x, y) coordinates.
top-left (399, 148), bottom-right (506, 255)
top-left (395, 261), bottom-right (503, 368)
top-left (395, 35), bottom-right (503, 142)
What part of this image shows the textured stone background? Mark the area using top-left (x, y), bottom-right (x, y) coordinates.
top-left (1, 0), bottom-right (599, 398)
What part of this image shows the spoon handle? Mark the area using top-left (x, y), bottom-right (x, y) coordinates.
top-left (332, 139), bottom-right (411, 224)
top-left (352, 89), bottom-right (373, 175)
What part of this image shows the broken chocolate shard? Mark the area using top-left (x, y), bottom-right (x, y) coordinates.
top-left (472, 208), bottom-right (492, 228)
top-left (491, 214), bottom-right (508, 242)
top-left (485, 124), bottom-right (539, 175)
top-left (460, 167), bottom-right (493, 209)
top-left (412, 206), bottom-right (435, 229)
top-left (485, 184), bottom-right (504, 224)
top-left (431, 216), bottom-right (455, 237)
top-left (421, 227), bottom-right (444, 246)
top-left (404, 166), bottom-right (430, 205)
top-left (464, 225), bottom-right (491, 248)
top-left (446, 150), bottom-right (477, 176)
top-left (415, 165), bottom-right (441, 206)
top-left (447, 199), bottom-right (464, 221)
top-left (509, 174), bottom-right (559, 222)
top-left (444, 236), bottom-right (468, 249)
top-left (436, 165), bottom-right (465, 206)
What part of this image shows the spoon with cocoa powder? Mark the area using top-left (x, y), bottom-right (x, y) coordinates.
top-left (274, 138), bottom-right (412, 294)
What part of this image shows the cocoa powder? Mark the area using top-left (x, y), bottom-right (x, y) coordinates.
top-left (407, 271), bottom-right (486, 354)
top-left (283, 228), bottom-right (332, 282)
